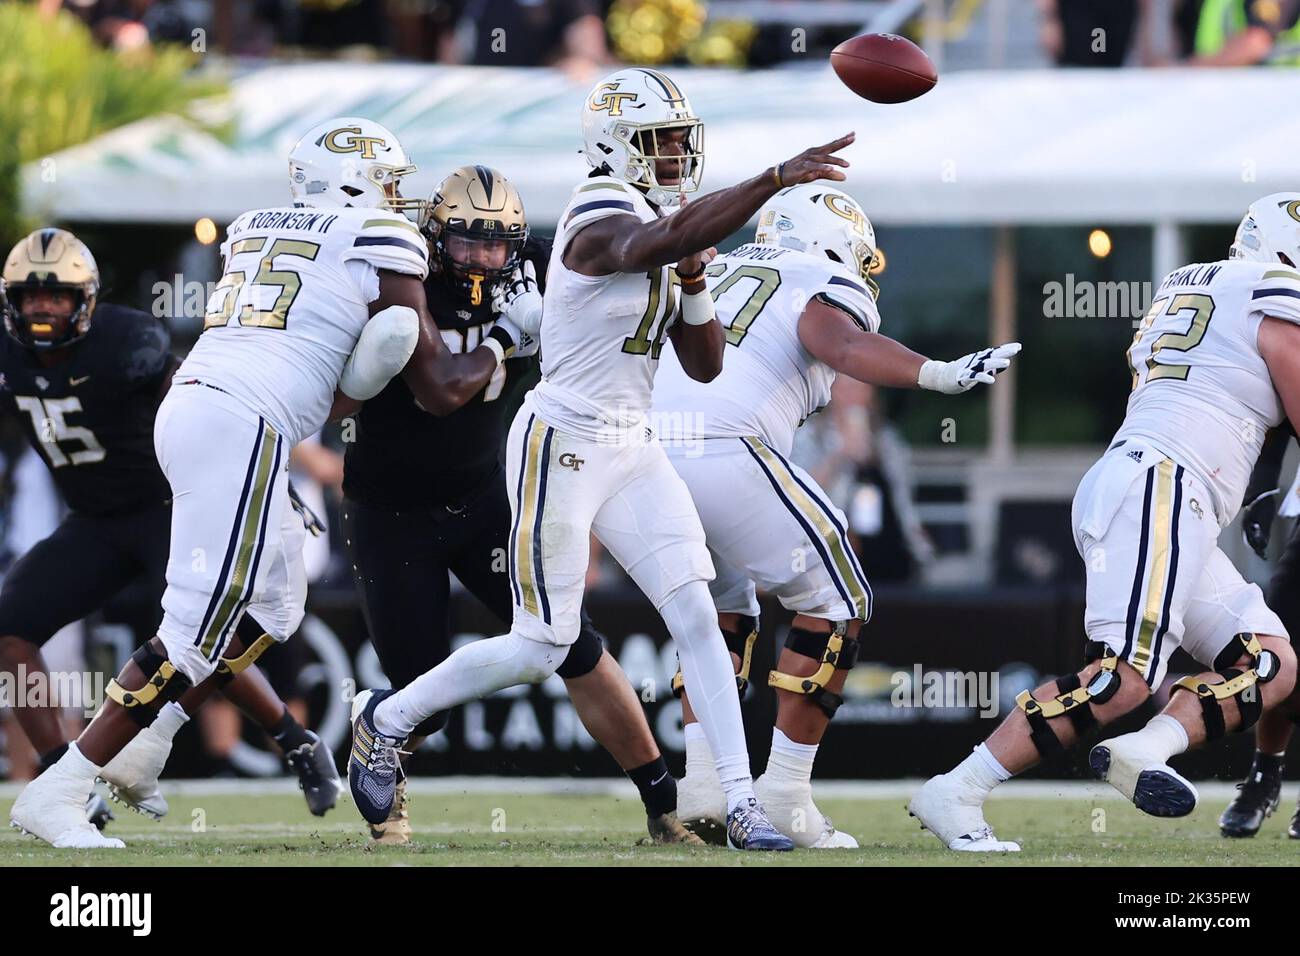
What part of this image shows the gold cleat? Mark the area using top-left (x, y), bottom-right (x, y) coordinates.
top-left (368, 777), bottom-right (411, 845)
top-left (647, 812), bottom-right (707, 846)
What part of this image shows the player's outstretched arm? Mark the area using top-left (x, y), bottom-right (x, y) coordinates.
top-left (375, 271), bottom-right (530, 416)
top-left (1259, 317), bottom-right (1300, 444)
top-left (566, 133), bottom-right (855, 277)
top-left (797, 296), bottom-right (1020, 392)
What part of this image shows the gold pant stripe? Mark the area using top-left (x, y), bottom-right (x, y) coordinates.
top-left (199, 422), bottom-right (279, 658)
top-left (1131, 459), bottom-right (1176, 676)
top-left (744, 438), bottom-right (869, 619)
top-left (513, 418), bottom-right (549, 618)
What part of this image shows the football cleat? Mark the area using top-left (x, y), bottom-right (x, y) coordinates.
top-left (368, 776), bottom-right (412, 845)
top-left (99, 726), bottom-right (171, 820)
top-left (676, 741), bottom-right (727, 845)
top-left (1090, 733), bottom-right (1198, 817)
top-left (755, 773), bottom-right (858, 849)
top-left (1219, 754), bottom-right (1283, 838)
top-left (348, 689), bottom-right (408, 825)
top-left (1289, 796), bottom-right (1300, 840)
top-left (285, 730), bottom-right (343, 817)
top-left (726, 798), bottom-right (795, 851)
top-left (86, 792), bottom-right (114, 832)
top-left (646, 811), bottom-right (706, 846)
top-left (908, 773), bottom-right (1020, 852)
top-left (11, 765), bottom-right (124, 849)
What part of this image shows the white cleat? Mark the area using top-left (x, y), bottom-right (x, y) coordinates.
top-left (99, 727), bottom-right (172, 820)
top-left (908, 773), bottom-right (1020, 852)
top-left (676, 766), bottom-right (726, 845)
top-left (1089, 732), bottom-right (1198, 818)
top-left (10, 767), bottom-right (125, 849)
top-left (755, 773), bottom-right (859, 848)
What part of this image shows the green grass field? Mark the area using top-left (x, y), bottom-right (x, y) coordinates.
top-left (3, 781), bottom-right (1299, 865)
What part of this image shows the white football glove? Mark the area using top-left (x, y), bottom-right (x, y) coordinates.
top-left (491, 315), bottom-right (539, 359)
top-left (339, 305), bottom-right (420, 400)
top-left (917, 342), bottom-right (1022, 395)
top-left (491, 260), bottom-right (543, 336)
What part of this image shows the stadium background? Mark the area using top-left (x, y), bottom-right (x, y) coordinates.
top-left (1, 0), bottom-right (1298, 786)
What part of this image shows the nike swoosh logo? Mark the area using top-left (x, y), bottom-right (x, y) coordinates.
top-left (70, 375), bottom-right (91, 386)
top-left (650, 772), bottom-right (669, 787)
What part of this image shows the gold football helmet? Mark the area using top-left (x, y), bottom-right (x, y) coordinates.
top-left (419, 165), bottom-right (528, 306)
top-left (0, 227), bottom-right (100, 349)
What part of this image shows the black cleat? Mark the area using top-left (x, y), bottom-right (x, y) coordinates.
top-left (286, 730), bottom-right (343, 817)
top-left (86, 793), bottom-right (114, 831)
top-left (1219, 753), bottom-right (1283, 838)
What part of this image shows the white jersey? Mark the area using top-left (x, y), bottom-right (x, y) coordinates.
top-left (1113, 259), bottom-right (1300, 525)
top-left (180, 206), bottom-right (427, 445)
top-left (653, 243), bottom-right (879, 456)
top-left (533, 176), bottom-right (681, 442)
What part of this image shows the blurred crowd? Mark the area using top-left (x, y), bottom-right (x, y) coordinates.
top-left (1040, 0), bottom-right (1300, 66)
top-left (33, 0), bottom-right (867, 74)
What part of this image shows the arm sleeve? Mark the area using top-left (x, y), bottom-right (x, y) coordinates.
top-left (812, 274), bottom-right (881, 333)
top-left (339, 212), bottom-right (429, 280)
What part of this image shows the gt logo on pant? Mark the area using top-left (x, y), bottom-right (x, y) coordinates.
top-left (559, 452), bottom-right (585, 472)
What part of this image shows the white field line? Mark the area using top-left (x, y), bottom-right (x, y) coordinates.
top-left (0, 777), bottom-right (1256, 801)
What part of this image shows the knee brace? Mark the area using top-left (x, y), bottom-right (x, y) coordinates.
top-left (213, 631), bottom-right (276, 686)
top-left (106, 641), bottom-right (194, 728)
top-left (1171, 633), bottom-right (1280, 741)
top-left (556, 618), bottom-right (605, 680)
top-left (1017, 642), bottom-right (1121, 760)
top-left (767, 620), bottom-right (858, 719)
top-left (671, 615), bottom-right (758, 699)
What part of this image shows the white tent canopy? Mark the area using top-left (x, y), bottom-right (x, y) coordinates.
top-left (22, 63), bottom-right (1300, 228)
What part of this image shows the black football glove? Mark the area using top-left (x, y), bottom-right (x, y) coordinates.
top-left (1241, 488), bottom-right (1279, 560)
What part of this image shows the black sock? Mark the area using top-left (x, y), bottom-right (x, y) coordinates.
top-left (627, 756), bottom-right (676, 818)
top-left (37, 742), bottom-right (69, 775)
top-left (270, 708), bottom-right (312, 752)
top-left (1253, 751), bottom-right (1285, 777)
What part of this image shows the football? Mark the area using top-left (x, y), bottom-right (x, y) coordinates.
top-left (830, 33), bottom-right (938, 104)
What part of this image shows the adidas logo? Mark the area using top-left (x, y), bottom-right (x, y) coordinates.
top-left (1126, 449), bottom-right (1143, 463)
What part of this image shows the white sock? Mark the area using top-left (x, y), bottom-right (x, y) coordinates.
top-left (375, 631), bottom-right (563, 739)
top-left (660, 582), bottom-right (753, 812)
top-left (62, 741), bottom-right (102, 782)
top-left (683, 722), bottom-right (715, 777)
top-left (1141, 713), bottom-right (1190, 761)
top-left (952, 743), bottom-right (1011, 800)
top-left (150, 702), bottom-right (189, 742)
top-left (765, 727), bottom-right (817, 786)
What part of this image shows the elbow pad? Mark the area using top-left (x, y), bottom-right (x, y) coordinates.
top-left (340, 305), bottom-right (420, 400)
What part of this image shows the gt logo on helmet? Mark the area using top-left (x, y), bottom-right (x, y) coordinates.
top-left (1285, 200), bottom-right (1300, 224)
top-left (588, 83), bottom-right (638, 117)
top-left (321, 127), bottom-right (388, 160)
top-left (824, 193), bottom-right (868, 236)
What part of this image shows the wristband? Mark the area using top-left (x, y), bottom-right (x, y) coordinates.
top-left (484, 325), bottom-right (512, 364)
top-left (676, 263), bottom-right (706, 281)
top-left (680, 285), bottom-right (716, 325)
top-left (773, 162), bottom-right (786, 188)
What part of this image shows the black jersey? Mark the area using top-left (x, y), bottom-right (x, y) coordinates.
top-left (0, 303), bottom-right (174, 516)
top-left (343, 236), bottom-right (551, 509)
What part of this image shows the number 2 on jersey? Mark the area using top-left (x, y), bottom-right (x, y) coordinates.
top-left (1128, 292), bottom-right (1215, 389)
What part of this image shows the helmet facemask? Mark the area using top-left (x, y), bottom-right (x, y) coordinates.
top-left (617, 119), bottom-right (705, 207)
top-left (420, 204), bottom-right (528, 307)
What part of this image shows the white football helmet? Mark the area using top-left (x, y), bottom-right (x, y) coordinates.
top-left (288, 117), bottom-right (421, 216)
top-left (580, 68), bottom-right (704, 207)
top-left (1230, 192), bottom-right (1300, 267)
top-left (754, 184), bottom-right (879, 295)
